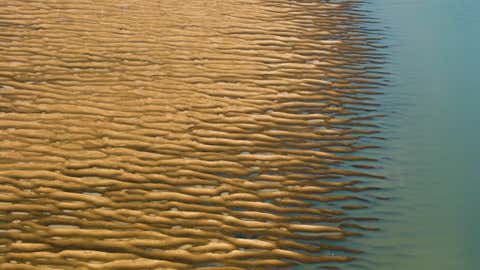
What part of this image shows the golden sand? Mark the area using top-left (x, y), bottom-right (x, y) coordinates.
top-left (0, 0), bottom-right (385, 269)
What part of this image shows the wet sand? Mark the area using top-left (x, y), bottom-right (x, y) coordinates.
top-left (0, 1), bottom-right (385, 269)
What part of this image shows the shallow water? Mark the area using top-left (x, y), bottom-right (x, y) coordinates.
top-left (0, 1), bottom-right (387, 269)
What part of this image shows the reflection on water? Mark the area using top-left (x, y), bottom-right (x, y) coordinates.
top-left (0, 1), bottom-right (388, 269)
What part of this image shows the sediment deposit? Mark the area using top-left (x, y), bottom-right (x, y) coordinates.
top-left (0, 0), bottom-right (385, 269)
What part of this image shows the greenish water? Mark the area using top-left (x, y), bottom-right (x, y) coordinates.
top-left (338, 0), bottom-right (480, 269)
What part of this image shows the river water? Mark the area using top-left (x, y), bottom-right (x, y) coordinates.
top-left (336, 0), bottom-right (480, 269)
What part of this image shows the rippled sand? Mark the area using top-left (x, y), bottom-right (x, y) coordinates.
top-left (0, 1), bottom-right (385, 269)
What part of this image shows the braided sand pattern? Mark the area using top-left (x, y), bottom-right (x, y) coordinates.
top-left (0, 0), bottom-right (385, 269)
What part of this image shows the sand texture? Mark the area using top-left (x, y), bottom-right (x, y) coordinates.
top-left (0, 0), bottom-right (385, 269)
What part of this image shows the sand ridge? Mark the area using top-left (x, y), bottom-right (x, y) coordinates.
top-left (0, 0), bottom-right (386, 269)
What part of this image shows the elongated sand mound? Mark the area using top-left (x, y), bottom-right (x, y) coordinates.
top-left (0, 0), bottom-right (385, 269)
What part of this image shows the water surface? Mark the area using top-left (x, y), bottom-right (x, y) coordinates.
top-left (339, 1), bottom-right (480, 269)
